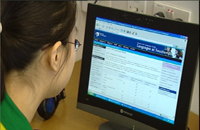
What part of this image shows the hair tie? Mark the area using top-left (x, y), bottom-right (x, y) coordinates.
top-left (0, 22), bottom-right (2, 33)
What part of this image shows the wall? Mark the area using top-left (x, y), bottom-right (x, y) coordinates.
top-left (75, 1), bottom-right (199, 115)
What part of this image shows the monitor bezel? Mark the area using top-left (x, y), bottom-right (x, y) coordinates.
top-left (77, 3), bottom-right (199, 130)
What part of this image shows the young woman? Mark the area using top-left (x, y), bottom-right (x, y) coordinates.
top-left (1, 2), bottom-right (80, 130)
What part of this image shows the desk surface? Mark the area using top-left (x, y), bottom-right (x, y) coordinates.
top-left (31, 60), bottom-right (199, 130)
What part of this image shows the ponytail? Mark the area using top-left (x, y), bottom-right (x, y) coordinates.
top-left (1, 3), bottom-right (6, 102)
top-left (1, 22), bottom-right (5, 101)
top-left (1, 63), bottom-right (6, 101)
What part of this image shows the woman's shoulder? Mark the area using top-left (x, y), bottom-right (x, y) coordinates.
top-left (1, 92), bottom-right (32, 130)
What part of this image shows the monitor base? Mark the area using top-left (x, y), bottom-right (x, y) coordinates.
top-left (99, 121), bottom-right (132, 130)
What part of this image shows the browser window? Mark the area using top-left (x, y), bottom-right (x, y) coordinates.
top-left (87, 17), bottom-right (188, 124)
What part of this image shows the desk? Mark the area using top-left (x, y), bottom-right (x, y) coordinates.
top-left (30, 60), bottom-right (199, 130)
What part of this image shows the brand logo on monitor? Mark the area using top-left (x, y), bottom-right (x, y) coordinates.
top-left (95, 32), bottom-right (106, 37)
top-left (95, 32), bottom-right (100, 37)
top-left (120, 109), bottom-right (133, 116)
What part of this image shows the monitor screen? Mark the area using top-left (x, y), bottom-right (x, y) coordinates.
top-left (89, 16), bottom-right (187, 125)
top-left (77, 4), bottom-right (199, 130)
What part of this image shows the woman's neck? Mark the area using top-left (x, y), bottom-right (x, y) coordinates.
top-left (5, 73), bottom-right (45, 122)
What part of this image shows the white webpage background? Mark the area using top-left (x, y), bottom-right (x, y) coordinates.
top-left (88, 44), bottom-right (182, 121)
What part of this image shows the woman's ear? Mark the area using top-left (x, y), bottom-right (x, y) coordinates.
top-left (49, 41), bottom-right (62, 72)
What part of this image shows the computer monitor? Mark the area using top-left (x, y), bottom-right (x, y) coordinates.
top-left (77, 4), bottom-right (199, 130)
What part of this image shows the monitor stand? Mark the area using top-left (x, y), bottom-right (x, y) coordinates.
top-left (99, 121), bottom-right (132, 130)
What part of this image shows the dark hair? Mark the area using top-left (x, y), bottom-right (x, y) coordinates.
top-left (1, 1), bottom-right (77, 101)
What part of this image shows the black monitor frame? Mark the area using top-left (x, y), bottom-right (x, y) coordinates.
top-left (77, 3), bottom-right (199, 130)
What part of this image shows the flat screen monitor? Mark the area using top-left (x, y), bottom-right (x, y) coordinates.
top-left (77, 4), bottom-right (199, 130)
